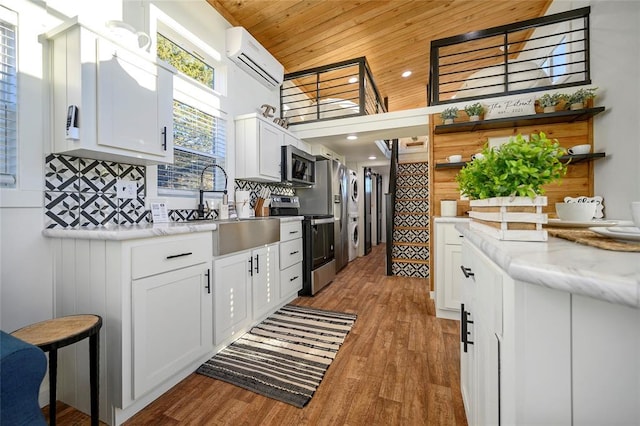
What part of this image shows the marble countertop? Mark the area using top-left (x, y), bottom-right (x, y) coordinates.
top-left (42, 222), bottom-right (220, 241)
top-left (42, 216), bottom-right (304, 241)
top-left (456, 224), bottom-right (640, 309)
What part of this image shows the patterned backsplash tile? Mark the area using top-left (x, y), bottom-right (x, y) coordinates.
top-left (45, 154), bottom-right (147, 229)
top-left (44, 155), bottom-right (298, 228)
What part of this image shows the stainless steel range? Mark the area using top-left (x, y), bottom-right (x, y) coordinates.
top-left (270, 196), bottom-right (336, 295)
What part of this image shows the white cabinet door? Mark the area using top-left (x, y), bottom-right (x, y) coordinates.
top-left (442, 243), bottom-right (462, 311)
top-left (48, 24), bottom-right (173, 165)
top-left (213, 251), bottom-right (253, 346)
top-left (132, 263), bottom-right (211, 398)
top-left (572, 295), bottom-right (640, 425)
top-left (435, 222), bottom-right (465, 319)
top-left (252, 244), bottom-right (280, 321)
top-left (258, 120), bottom-right (283, 180)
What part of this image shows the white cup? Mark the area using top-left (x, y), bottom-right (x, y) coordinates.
top-left (447, 154), bottom-right (462, 163)
top-left (471, 153), bottom-right (484, 161)
top-left (631, 201), bottom-right (640, 228)
top-left (568, 144), bottom-right (591, 155)
top-left (441, 200), bottom-right (457, 217)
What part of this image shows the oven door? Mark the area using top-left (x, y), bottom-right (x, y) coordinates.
top-left (310, 217), bottom-right (335, 269)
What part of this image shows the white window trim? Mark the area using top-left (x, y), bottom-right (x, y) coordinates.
top-left (146, 8), bottom-right (229, 209)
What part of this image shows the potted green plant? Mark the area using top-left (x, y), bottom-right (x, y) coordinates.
top-left (440, 107), bottom-right (458, 124)
top-left (566, 87), bottom-right (597, 110)
top-left (464, 102), bottom-right (485, 121)
top-left (456, 132), bottom-right (567, 241)
top-left (537, 93), bottom-right (565, 113)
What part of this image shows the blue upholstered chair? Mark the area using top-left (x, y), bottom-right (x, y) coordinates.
top-left (0, 330), bottom-right (47, 425)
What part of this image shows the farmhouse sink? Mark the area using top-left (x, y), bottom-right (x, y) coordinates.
top-left (212, 217), bottom-right (280, 256)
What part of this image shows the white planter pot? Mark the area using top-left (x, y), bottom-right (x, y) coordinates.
top-left (444, 118), bottom-right (454, 125)
top-left (470, 115), bottom-right (480, 122)
top-left (543, 106), bottom-right (556, 113)
top-left (570, 102), bottom-right (584, 110)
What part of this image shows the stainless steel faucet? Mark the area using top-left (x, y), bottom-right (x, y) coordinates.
top-left (197, 164), bottom-right (228, 219)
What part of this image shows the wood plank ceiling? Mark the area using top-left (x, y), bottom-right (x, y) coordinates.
top-left (206, 0), bottom-right (552, 112)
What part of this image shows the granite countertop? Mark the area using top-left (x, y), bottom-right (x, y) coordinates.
top-left (456, 224), bottom-right (640, 309)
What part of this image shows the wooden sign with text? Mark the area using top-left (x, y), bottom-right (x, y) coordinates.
top-left (484, 96), bottom-right (536, 120)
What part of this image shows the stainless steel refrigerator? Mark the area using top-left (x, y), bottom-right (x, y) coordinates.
top-left (297, 159), bottom-right (349, 272)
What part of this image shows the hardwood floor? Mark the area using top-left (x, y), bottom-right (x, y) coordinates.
top-left (47, 244), bottom-right (466, 425)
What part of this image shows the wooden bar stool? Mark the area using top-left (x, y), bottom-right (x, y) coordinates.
top-left (12, 315), bottom-right (102, 426)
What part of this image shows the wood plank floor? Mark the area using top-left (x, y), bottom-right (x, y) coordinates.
top-left (47, 244), bottom-right (467, 425)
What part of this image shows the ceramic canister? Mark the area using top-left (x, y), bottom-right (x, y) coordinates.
top-left (441, 200), bottom-right (458, 217)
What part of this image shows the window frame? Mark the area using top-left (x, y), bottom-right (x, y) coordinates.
top-left (149, 5), bottom-right (229, 204)
top-left (0, 6), bottom-right (17, 190)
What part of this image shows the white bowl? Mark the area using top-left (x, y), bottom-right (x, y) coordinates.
top-left (555, 202), bottom-right (597, 222)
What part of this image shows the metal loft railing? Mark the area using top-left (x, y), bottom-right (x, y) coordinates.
top-left (385, 139), bottom-right (398, 276)
top-left (281, 57), bottom-right (387, 125)
top-left (429, 7), bottom-right (591, 105)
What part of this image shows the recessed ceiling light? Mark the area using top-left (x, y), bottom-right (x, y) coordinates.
top-left (347, 135), bottom-right (357, 140)
top-left (368, 156), bottom-right (377, 160)
top-left (401, 70), bottom-right (412, 78)
top-left (348, 77), bottom-right (358, 84)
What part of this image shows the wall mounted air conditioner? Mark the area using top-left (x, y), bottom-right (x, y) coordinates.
top-left (226, 26), bottom-right (284, 90)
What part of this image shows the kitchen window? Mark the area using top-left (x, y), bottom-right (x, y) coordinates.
top-left (156, 31), bottom-right (226, 194)
top-left (0, 7), bottom-right (17, 189)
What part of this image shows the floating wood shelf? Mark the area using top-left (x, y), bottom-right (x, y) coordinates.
top-left (434, 107), bottom-right (606, 134)
top-left (434, 152), bottom-right (606, 170)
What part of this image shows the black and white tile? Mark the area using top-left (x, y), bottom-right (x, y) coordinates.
top-left (392, 262), bottom-right (429, 278)
top-left (45, 154), bottom-right (149, 228)
top-left (235, 180), bottom-right (295, 208)
top-left (392, 244), bottom-right (429, 261)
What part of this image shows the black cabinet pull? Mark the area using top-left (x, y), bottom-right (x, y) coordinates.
top-left (289, 230), bottom-right (299, 234)
top-left (248, 256), bottom-right (253, 277)
top-left (255, 254), bottom-right (260, 274)
top-left (460, 303), bottom-right (474, 353)
top-left (162, 126), bottom-right (167, 151)
top-left (290, 275), bottom-right (299, 282)
top-left (205, 269), bottom-right (211, 294)
top-left (166, 252), bottom-right (192, 260)
top-left (290, 250), bottom-right (299, 255)
top-left (460, 265), bottom-right (475, 278)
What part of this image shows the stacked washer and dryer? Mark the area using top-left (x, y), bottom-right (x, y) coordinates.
top-left (348, 169), bottom-right (359, 262)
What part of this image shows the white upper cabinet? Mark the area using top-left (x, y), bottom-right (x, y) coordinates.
top-left (45, 20), bottom-right (174, 165)
top-left (235, 113), bottom-right (285, 182)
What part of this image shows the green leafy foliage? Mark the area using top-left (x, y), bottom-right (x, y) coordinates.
top-left (157, 33), bottom-right (214, 89)
top-left (538, 93), bottom-right (565, 107)
top-left (440, 107), bottom-right (458, 120)
top-left (464, 102), bottom-right (484, 116)
top-left (456, 132), bottom-right (567, 199)
top-left (567, 87), bottom-right (597, 104)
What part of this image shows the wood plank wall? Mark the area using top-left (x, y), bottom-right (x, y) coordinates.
top-left (427, 115), bottom-right (596, 290)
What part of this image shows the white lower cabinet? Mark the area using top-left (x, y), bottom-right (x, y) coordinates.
top-left (132, 263), bottom-right (211, 399)
top-left (461, 237), bottom-right (639, 426)
top-left (50, 232), bottom-right (213, 425)
top-left (278, 220), bottom-right (303, 301)
top-left (435, 221), bottom-right (465, 320)
top-left (213, 243), bottom-right (279, 346)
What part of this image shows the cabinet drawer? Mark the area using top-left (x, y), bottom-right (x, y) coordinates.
top-left (444, 224), bottom-right (464, 245)
top-left (279, 238), bottom-right (303, 270)
top-left (280, 221), bottom-right (303, 242)
top-left (280, 262), bottom-right (302, 299)
top-left (131, 234), bottom-right (211, 279)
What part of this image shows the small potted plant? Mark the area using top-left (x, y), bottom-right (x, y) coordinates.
top-left (566, 87), bottom-right (597, 110)
top-left (538, 93), bottom-right (565, 113)
top-left (440, 107), bottom-right (458, 125)
top-left (464, 102), bottom-right (485, 121)
top-left (455, 132), bottom-right (567, 241)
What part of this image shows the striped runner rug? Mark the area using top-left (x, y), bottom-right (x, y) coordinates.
top-left (197, 304), bottom-right (357, 408)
